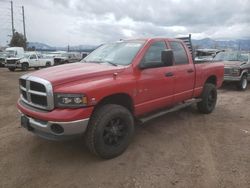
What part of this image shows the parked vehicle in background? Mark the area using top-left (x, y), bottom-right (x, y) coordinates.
top-left (195, 49), bottom-right (223, 62)
top-left (45, 51), bottom-right (67, 58)
top-left (214, 51), bottom-right (250, 90)
top-left (81, 52), bottom-right (89, 59)
top-left (54, 52), bottom-right (82, 65)
top-left (5, 47), bottom-right (25, 58)
top-left (1, 47), bottom-right (26, 67)
top-left (0, 52), bottom-right (8, 67)
top-left (17, 37), bottom-right (224, 159)
top-left (5, 52), bottom-right (54, 71)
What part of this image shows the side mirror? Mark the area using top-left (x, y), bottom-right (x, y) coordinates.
top-left (161, 50), bottom-right (174, 66)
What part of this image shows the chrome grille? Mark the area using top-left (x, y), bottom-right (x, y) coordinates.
top-left (6, 60), bottom-right (17, 64)
top-left (19, 75), bottom-right (54, 110)
top-left (224, 68), bottom-right (232, 75)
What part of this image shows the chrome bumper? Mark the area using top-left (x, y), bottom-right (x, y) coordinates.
top-left (19, 112), bottom-right (89, 141)
top-left (224, 75), bottom-right (241, 81)
top-left (5, 64), bottom-right (21, 68)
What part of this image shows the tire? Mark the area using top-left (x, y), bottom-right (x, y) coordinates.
top-left (85, 104), bottom-right (134, 159)
top-left (46, 62), bottom-right (51, 67)
top-left (197, 83), bottom-right (217, 114)
top-left (8, 67), bottom-right (15, 72)
top-left (21, 63), bottom-right (29, 71)
top-left (237, 75), bottom-right (248, 91)
top-left (34, 67), bottom-right (39, 70)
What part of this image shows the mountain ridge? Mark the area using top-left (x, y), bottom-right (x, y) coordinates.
top-left (28, 38), bottom-right (250, 51)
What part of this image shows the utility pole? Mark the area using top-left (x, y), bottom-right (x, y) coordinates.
top-left (22, 6), bottom-right (27, 40)
top-left (10, 1), bottom-right (15, 35)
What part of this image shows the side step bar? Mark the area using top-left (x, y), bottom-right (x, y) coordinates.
top-left (139, 98), bottom-right (202, 123)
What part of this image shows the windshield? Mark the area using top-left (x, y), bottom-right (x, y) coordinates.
top-left (81, 41), bottom-right (144, 66)
top-left (5, 50), bottom-right (16, 57)
top-left (214, 51), bottom-right (249, 62)
top-left (24, 53), bottom-right (32, 58)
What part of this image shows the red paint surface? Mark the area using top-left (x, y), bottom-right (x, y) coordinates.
top-left (17, 38), bottom-right (224, 121)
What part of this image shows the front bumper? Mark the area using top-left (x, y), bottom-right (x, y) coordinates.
top-left (5, 64), bottom-right (21, 68)
top-left (224, 75), bottom-right (241, 81)
top-left (19, 112), bottom-right (89, 140)
top-left (17, 99), bottom-right (94, 141)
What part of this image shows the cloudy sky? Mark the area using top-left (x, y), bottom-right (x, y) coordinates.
top-left (0, 0), bottom-right (249, 46)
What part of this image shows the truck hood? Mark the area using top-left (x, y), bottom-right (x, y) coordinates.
top-left (6, 57), bottom-right (21, 61)
top-left (27, 62), bottom-right (126, 86)
top-left (223, 61), bottom-right (246, 67)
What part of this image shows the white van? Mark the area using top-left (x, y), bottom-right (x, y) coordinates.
top-left (5, 47), bottom-right (25, 58)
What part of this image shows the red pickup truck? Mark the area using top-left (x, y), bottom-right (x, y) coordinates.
top-left (17, 37), bottom-right (224, 159)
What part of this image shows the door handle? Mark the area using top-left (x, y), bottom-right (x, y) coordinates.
top-left (187, 69), bottom-right (194, 73)
top-left (165, 72), bottom-right (174, 77)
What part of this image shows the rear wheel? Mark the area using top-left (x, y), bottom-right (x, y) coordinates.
top-left (237, 75), bottom-right (248, 91)
top-left (85, 104), bottom-right (134, 159)
top-left (8, 67), bottom-right (15, 72)
top-left (21, 63), bottom-right (29, 71)
top-left (197, 83), bottom-right (217, 114)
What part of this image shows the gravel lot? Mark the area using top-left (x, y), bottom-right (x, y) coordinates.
top-left (0, 68), bottom-right (249, 188)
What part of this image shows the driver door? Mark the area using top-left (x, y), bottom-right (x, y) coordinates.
top-left (29, 54), bottom-right (38, 67)
top-left (135, 41), bottom-right (175, 115)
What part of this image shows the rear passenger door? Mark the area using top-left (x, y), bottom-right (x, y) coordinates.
top-left (169, 41), bottom-right (195, 103)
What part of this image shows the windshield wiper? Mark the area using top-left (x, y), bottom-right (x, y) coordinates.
top-left (102, 60), bottom-right (117, 66)
top-left (84, 60), bottom-right (118, 66)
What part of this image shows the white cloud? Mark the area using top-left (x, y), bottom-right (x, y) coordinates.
top-left (0, 0), bottom-right (249, 46)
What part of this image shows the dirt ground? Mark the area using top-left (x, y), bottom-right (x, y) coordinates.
top-left (0, 68), bottom-right (249, 188)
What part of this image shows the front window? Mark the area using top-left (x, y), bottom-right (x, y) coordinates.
top-left (81, 41), bottom-right (145, 66)
top-left (214, 51), bottom-right (249, 62)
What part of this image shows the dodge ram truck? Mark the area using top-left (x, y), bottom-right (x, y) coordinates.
top-left (17, 37), bottom-right (224, 159)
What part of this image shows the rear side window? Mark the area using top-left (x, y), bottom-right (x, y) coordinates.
top-left (170, 42), bottom-right (189, 65)
top-left (143, 41), bottom-right (167, 65)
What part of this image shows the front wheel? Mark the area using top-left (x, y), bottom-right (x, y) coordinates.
top-left (197, 83), bottom-right (217, 114)
top-left (237, 75), bottom-right (248, 91)
top-left (21, 63), bottom-right (29, 71)
top-left (85, 104), bottom-right (134, 159)
top-left (8, 67), bottom-right (15, 72)
top-left (45, 62), bottom-right (51, 67)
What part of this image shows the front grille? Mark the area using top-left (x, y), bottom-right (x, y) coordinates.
top-left (6, 60), bottom-right (16, 64)
top-left (20, 79), bottom-right (26, 88)
top-left (30, 81), bottom-right (46, 92)
top-left (224, 68), bottom-right (232, 75)
top-left (30, 94), bottom-right (47, 106)
top-left (19, 75), bottom-right (54, 110)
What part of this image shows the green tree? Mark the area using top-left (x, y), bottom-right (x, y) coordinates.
top-left (9, 32), bottom-right (27, 49)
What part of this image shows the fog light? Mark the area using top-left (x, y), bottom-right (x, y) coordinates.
top-left (50, 124), bottom-right (64, 134)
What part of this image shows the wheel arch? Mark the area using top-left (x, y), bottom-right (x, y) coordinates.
top-left (241, 70), bottom-right (248, 77)
top-left (93, 93), bottom-right (134, 115)
top-left (205, 75), bottom-right (217, 86)
top-left (22, 62), bottom-right (29, 66)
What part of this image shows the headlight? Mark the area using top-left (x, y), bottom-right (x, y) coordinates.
top-left (231, 68), bottom-right (240, 76)
top-left (55, 93), bottom-right (88, 108)
top-left (16, 60), bottom-right (20, 64)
